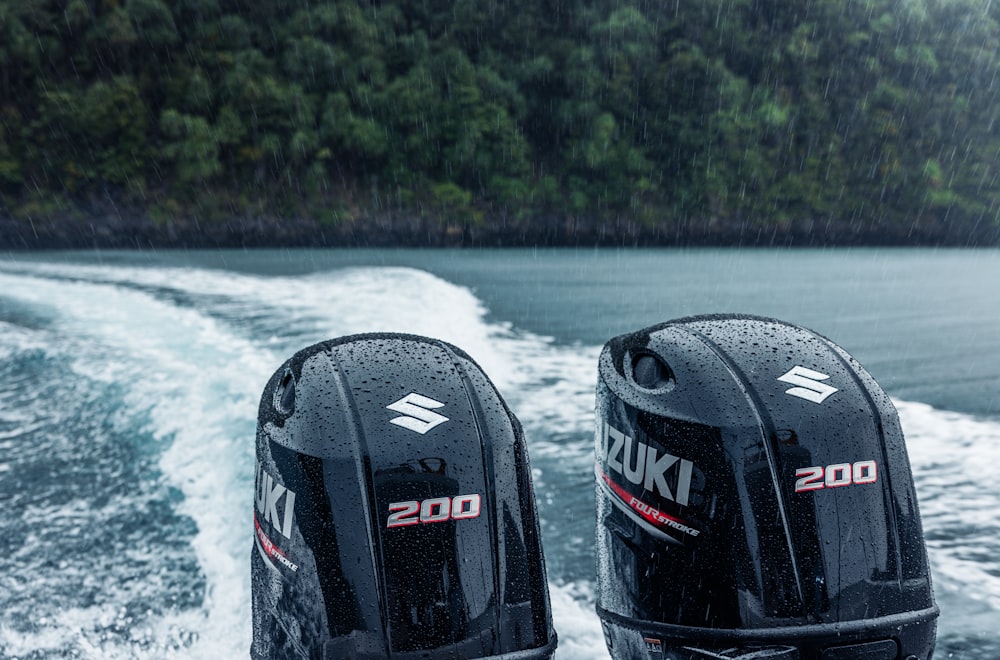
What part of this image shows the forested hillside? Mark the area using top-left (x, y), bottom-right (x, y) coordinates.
top-left (1, 0), bottom-right (998, 246)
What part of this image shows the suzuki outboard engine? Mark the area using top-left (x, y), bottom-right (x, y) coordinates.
top-left (252, 333), bottom-right (557, 659)
top-left (595, 315), bottom-right (938, 660)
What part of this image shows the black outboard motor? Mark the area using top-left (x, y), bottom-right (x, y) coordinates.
top-left (595, 315), bottom-right (938, 660)
top-left (252, 333), bottom-right (557, 659)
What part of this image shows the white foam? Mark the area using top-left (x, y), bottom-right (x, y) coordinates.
top-left (896, 400), bottom-right (1000, 612)
top-left (2, 261), bottom-right (998, 658)
top-left (0, 318), bottom-right (47, 362)
top-left (1, 262), bottom-right (605, 457)
top-left (0, 263), bottom-right (604, 659)
top-left (0, 270), bottom-right (270, 658)
top-left (548, 581), bottom-right (611, 659)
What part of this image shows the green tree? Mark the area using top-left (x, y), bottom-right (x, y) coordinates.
top-left (27, 76), bottom-right (150, 193)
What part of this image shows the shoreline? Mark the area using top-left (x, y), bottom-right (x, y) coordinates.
top-left (2, 213), bottom-right (998, 250)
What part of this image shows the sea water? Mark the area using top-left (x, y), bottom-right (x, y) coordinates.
top-left (0, 248), bottom-right (997, 658)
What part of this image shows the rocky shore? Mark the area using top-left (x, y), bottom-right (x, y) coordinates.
top-left (3, 211), bottom-right (997, 250)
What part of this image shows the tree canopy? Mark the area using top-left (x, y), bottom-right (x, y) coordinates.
top-left (0, 0), bottom-right (997, 244)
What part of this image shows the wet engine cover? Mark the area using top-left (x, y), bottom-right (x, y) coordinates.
top-left (594, 315), bottom-right (938, 660)
top-left (251, 333), bottom-right (557, 659)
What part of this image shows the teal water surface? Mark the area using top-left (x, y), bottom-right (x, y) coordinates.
top-left (41, 247), bottom-right (999, 414)
top-left (0, 248), bottom-right (997, 658)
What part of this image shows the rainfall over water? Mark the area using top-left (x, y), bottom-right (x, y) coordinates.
top-left (0, 248), bottom-right (998, 658)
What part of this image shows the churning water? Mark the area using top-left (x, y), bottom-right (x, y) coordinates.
top-left (0, 248), bottom-right (997, 658)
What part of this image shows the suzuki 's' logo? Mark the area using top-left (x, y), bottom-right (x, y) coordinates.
top-left (387, 393), bottom-right (449, 434)
top-left (777, 365), bottom-right (839, 404)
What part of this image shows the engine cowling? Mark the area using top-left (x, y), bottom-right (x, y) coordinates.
top-left (251, 333), bottom-right (557, 659)
top-left (595, 314), bottom-right (938, 660)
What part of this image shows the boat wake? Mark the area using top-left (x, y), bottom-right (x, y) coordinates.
top-left (0, 261), bottom-right (995, 658)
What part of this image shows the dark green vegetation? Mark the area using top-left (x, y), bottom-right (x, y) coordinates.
top-left (1, 0), bottom-right (998, 246)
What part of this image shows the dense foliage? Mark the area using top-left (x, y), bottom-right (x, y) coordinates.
top-left (1, 0), bottom-right (998, 242)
